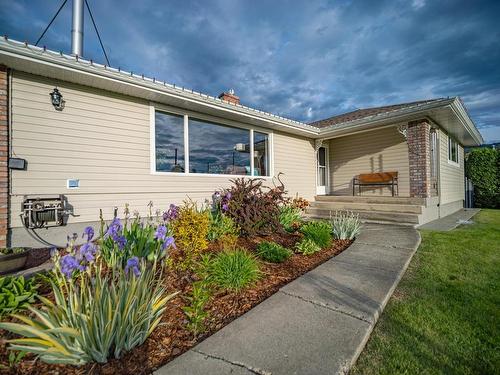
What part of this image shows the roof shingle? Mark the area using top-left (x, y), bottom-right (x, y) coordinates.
top-left (309, 99), bottom-right (446, 128)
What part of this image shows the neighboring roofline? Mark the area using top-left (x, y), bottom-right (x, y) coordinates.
top-left (0, 37), bottom-right (484, 145)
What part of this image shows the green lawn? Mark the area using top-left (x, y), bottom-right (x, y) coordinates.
top-left (352, 209), bottom-right (500, 375)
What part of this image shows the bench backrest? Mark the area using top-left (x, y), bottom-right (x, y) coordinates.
top-left (357, 172), bottom-right (398, 184)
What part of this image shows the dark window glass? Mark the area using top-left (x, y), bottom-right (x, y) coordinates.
top-left (155, 111), bottom-right (185, 172)
top-left (189, 118), bottom-right (251, 175)
top-left (254, 132), bottom-right (269, 176)
top-left (449, 138), bottom-right (458, 163)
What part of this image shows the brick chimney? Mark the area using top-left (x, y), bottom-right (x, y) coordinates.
top-left (218, 89), bottom-right (240, 105)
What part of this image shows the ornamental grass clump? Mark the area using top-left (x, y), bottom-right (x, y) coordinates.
top-left (300, 220), bottom-right (332, 248)
top-left (256, 241), bottom-right (292, 263)
top-left (205, 250), bottom-right (261, 292)
top-left (171, 200), bottom-right (210, 270)
top-left (330, 211), bottom-right (361, 240)
top-left (0, 275), bottom-right (38, 318)
top-left (0, 258), bottom-right (176, 365)
top-left (295, 238), bottom-right (321, 255)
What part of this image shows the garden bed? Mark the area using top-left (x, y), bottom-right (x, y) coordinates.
top-left (0, 236), bottom-right (351, 375)
top-left (0, 178), bottom-right (361, 374)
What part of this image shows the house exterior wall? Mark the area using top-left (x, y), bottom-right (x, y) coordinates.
top-left (328, 126), bottom-right (410, 196)
top-left (9, 71), bottom-right (315, 246)
top-left (438, 128), bottom-right (464, 213)
top-left (0, 66), bottom-right (9, 248)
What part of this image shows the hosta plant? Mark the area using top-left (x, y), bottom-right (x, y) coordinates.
top-left (256, 241), bottom-right (292, 263)
top-left (0, 275), bottom-right (38, 318)
top-left (330, 211), bottom-right (361, 240)
top-left (295, 238), bottom-right (321, 255)
top-left (300, 220), bottom-right (333, 248)
top-left (279, 206), bottom-right (303, 232)
top-left (0, 260), bottom-right (177, 365)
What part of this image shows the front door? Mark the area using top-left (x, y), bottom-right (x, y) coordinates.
top-left (316, 146), bottom-right (329, 195)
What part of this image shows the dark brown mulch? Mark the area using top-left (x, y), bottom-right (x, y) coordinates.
top-left (0, 235), bottom-right (351, 375)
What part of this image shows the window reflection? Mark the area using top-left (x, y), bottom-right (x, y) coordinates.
top-left (189, 118), bottom-right (251, 175)
top-left (254, 132), bottom-right (269, 176)
top-left (155, 112), bottom-right (184, 172)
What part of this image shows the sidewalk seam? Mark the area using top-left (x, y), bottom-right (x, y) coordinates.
top-left (354, 241), bottom-right (416, 250)
top-left (279, 290), bottom-right (372, 324)
top-left (193, 349), bottom-right (272, 375)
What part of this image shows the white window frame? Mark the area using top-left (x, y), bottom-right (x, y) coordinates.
top-left (447, 136), bottom-right (460, 167)
top-left (150, 104), bottom-right (274, 178)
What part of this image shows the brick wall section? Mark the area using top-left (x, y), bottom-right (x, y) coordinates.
top-left (0, 66), bottom-right (8, 247)
top-left (407, 119), bottom-right (431, 198)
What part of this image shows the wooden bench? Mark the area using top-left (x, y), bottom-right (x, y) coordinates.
top-left (353, 172), bottom-right (399, 196)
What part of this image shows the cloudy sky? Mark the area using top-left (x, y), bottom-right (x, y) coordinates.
top-left (1, 0), bottom-right (499, 142)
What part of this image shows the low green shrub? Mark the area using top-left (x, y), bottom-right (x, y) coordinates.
top-left (0, 275), bottom-right (38, 318)
top-left (330, 211), bottom-right (361, 240)
top-left (300, 220), bottom-right (332, 248)
top-left (295, 238), bottom-right (321, 255)
top-left (0, 247), bottom-right (26, 256)
top-left (0, 261), bottom-right (177, 365)
top-left (279, 206), bottom-right (303, 232)
top-left (205, 250), bottom-right (261, 292)
top-left (207, 211), bottom-right (240, 242)
top-left (256, 241), bottom-right (292, 263)
top-left (182, 281), bottom-right (211, 335)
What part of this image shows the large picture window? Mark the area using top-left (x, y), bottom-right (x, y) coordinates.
top-left (155, 111), bottom-right (185, 173)
top-left (189, 118), bottom-right (251, 175)
top-left (448, 137), bottom-right (459, 164)
top-left (153, 109), bottom-right (271, 176)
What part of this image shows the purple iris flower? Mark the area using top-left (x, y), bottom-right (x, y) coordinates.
top-left (105, 218), bottom-right (123, 238)
top-left (222, 203), bottom-right (229, 212)
top-left (163, 204), bottom-right (179, 222)
top-left (155, 225), bottom-right (167, 240)
top-left (82, 226), bottom-right (94, 242)
top-left (162, 236), bottom-right (176, 251)
top-left (79, 242), bottom-right (96, 262)
top-left (225, 192), bottom-right (232, 200)
top-left (60, 254), bottom-right (85, 278)
top-left (125, 256), bottom-right (141, 277)
top-left (114, 235), bottom-right (127, 250)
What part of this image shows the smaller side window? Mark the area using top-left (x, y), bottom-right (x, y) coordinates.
top-left (448, 137), bottom-right (459, 163)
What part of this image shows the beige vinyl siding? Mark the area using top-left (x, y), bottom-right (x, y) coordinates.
top-left (439, 129), bottom-right (464, 205)
top-left (328, 126), bottom-right (410, 196)
top-left (9, 71), bottom-right (315, 228)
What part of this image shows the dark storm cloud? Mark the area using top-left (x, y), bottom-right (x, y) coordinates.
top-left (1, 0), bottom-right (499, 142)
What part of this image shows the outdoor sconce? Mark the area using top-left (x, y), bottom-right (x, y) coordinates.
top-left (49, 88), bottom-right (65, 110)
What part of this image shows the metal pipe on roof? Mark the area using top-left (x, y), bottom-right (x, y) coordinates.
top-left (71, 0), bottom-right (84, 56)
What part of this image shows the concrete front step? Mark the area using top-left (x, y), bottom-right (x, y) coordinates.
top-left (309, 201), bottom-right (423, 214)
top-left (305, 207), bottom-right (420, 224)
top-left (315, 195), bottom-right (425, 205)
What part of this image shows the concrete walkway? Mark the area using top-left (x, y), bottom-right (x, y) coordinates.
top-left (156, 223), bottom-right (421, 375)
top-left (419, 208), bottom-right (480, 231)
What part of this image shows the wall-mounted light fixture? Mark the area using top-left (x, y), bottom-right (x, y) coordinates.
top-left (49, 88), bottom-right (65, 110)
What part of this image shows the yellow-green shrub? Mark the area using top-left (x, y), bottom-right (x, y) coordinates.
top-left (171, 201), bottom-right (210, 270)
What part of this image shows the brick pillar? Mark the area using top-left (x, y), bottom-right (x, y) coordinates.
top-left (0, 66), bottom-right (8, 247)
top-left (407, 119), bottom-right (431, 198)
